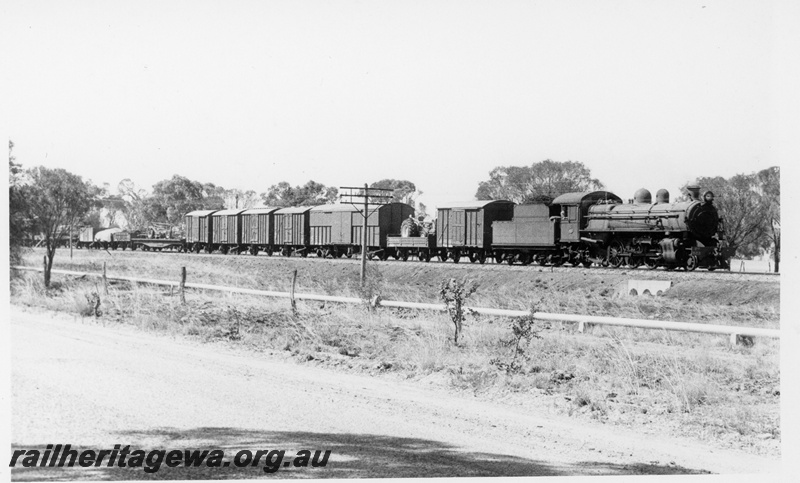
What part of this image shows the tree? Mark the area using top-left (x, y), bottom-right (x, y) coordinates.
top-left (22, 167), bottom-right (97, 287)
top-left (117, 179), bottom-right (151, 231)
top-left (148, 175), bottom-right (223, 225)
top-left (260, 180), bottom-right (338, 207)
top-left (369, 179), bottom-right (421, 207)
top-left (9, 141), bottom-right (29, 266)
top-left (222, 188), bottom-right (261, 209)
top-left (476, 160), bottom-right (603, 204)
top-left (756, 166), bottom-right (780, 272)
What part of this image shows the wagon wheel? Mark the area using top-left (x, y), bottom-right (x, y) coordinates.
top-left (537, 256), bottom-right (547, 266)
top-left (451, 249), bottom-right (460, 264)
top-left (378, 250), bottom-right (389, 261)
top-left (250, 246), bottom-right (259, 256)
top-left (438, 250), bottom-right (448, 262)
top-left (282, 247), bottom-right (291, 257)
top-left (581, 261), bottom-right (592, 268)
top-left (552, 257), bottom-right (564, 267)
top-left (468, 252), bottom-right (478, 263)
top-left (400, 249), bottom-right (409, 261)
top-left (607, 240), bottom-right (625, 268)
top-left (478, 251), bottom-right (487, 264)
top-left (418, 250), bottom-right (430, 262)
top-left (685, 255), bottom-right (699, 271)
top-left (520, 254), bottom-right (532, 266)
top-left (506, 255), bottom-right (514, 265)
top-left (368, 252), bottom-right (376, 260)
top-left (493, 252), bottom-right (503, 264)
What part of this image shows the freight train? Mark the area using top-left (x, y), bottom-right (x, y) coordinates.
top-left (72, 185), bottom-right (732, 271)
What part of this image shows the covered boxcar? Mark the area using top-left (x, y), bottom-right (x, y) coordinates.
top-left (211, 208), bottom-right (247, 253)
top-left (241, 207), bottom-right (280, 255)
top-left (273, 206), bottom-right (313, 256)
top-left (309, 202), bottom-right (414, 259)
top-left (185, 210), bottom-right (218, 253)
top-left (436, 200), bottom-right (515, 263)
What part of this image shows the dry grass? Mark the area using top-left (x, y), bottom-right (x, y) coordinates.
top-left (10, 249), bottom-right (781, 456)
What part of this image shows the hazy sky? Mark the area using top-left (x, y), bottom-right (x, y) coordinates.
top-left (7, 0), bottom-right (798, 212)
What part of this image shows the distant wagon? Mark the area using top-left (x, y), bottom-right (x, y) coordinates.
top-left (211, 208), bottom-right (247, 254)
top-left (185, 210), bottom-right (218, 253)
top-left (273, 206), bottom-right (313, 256)
top-left (436, 200), bottom-right (515, 263)
top-left (241, 207), bottom-right (280, 255)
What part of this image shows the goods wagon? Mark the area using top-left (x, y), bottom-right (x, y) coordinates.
top-left (211, 208), bottom-right (247, 253)
top-left (436, 200), bottom-right (515, 263)
top-left (76, 226), bottom-right (95, 248)
top-left (492, 203), bottom-right (563, 265)
top-left (185, 210), bottom-right (218, 253)
top-left (309, 202), bottom-right (414, 259)
top-left (241, 207), bottom-right (280, 255)
top-left (274, 206), bottom-right (313, 256)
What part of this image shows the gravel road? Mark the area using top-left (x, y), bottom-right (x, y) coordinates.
top-left (10, 305), bottom-right (780, 479)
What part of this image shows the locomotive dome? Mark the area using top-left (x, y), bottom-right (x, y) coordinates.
top-left (633, 189), bottom-right (651, 204)
top-left (656, 189), bottom-right (669, 204)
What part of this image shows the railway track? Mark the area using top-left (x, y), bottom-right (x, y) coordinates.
top-left (58, 247), bottom-right (779, 282)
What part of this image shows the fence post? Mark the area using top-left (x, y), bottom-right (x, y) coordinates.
top-left (180, 267), bottom-right (186, 304)
top-left (43, 255), bottom-right (47, 285)
top-left (103, 262), bottom-right (109, 294)
top-left (290, 269), bottom-right (297, 315)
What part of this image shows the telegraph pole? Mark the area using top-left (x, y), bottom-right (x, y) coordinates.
top-left (361, 183), bottom-right (369, 283)
top-left (339, 184), bottom-right (393, 286)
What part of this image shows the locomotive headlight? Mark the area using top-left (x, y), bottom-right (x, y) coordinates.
top-left (703, 191), bottom-right (715, 203)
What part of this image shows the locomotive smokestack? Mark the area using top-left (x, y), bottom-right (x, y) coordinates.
top-left (656, 189), bottom-right (669, 204)
top-left (686, 185), bottom-right (701, 201)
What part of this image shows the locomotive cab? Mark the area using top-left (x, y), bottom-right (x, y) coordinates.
top-left (551, 191), bottom-right (623, 244)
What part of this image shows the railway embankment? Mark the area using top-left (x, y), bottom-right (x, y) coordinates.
top-left (12, 248), bottom-right (781, 458)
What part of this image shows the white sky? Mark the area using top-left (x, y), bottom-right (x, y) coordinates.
top-left (6, 0), bottom-right (799, 212)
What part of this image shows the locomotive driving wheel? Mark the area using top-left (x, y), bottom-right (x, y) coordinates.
top-left (607, 240), bottom-right (625, 268)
